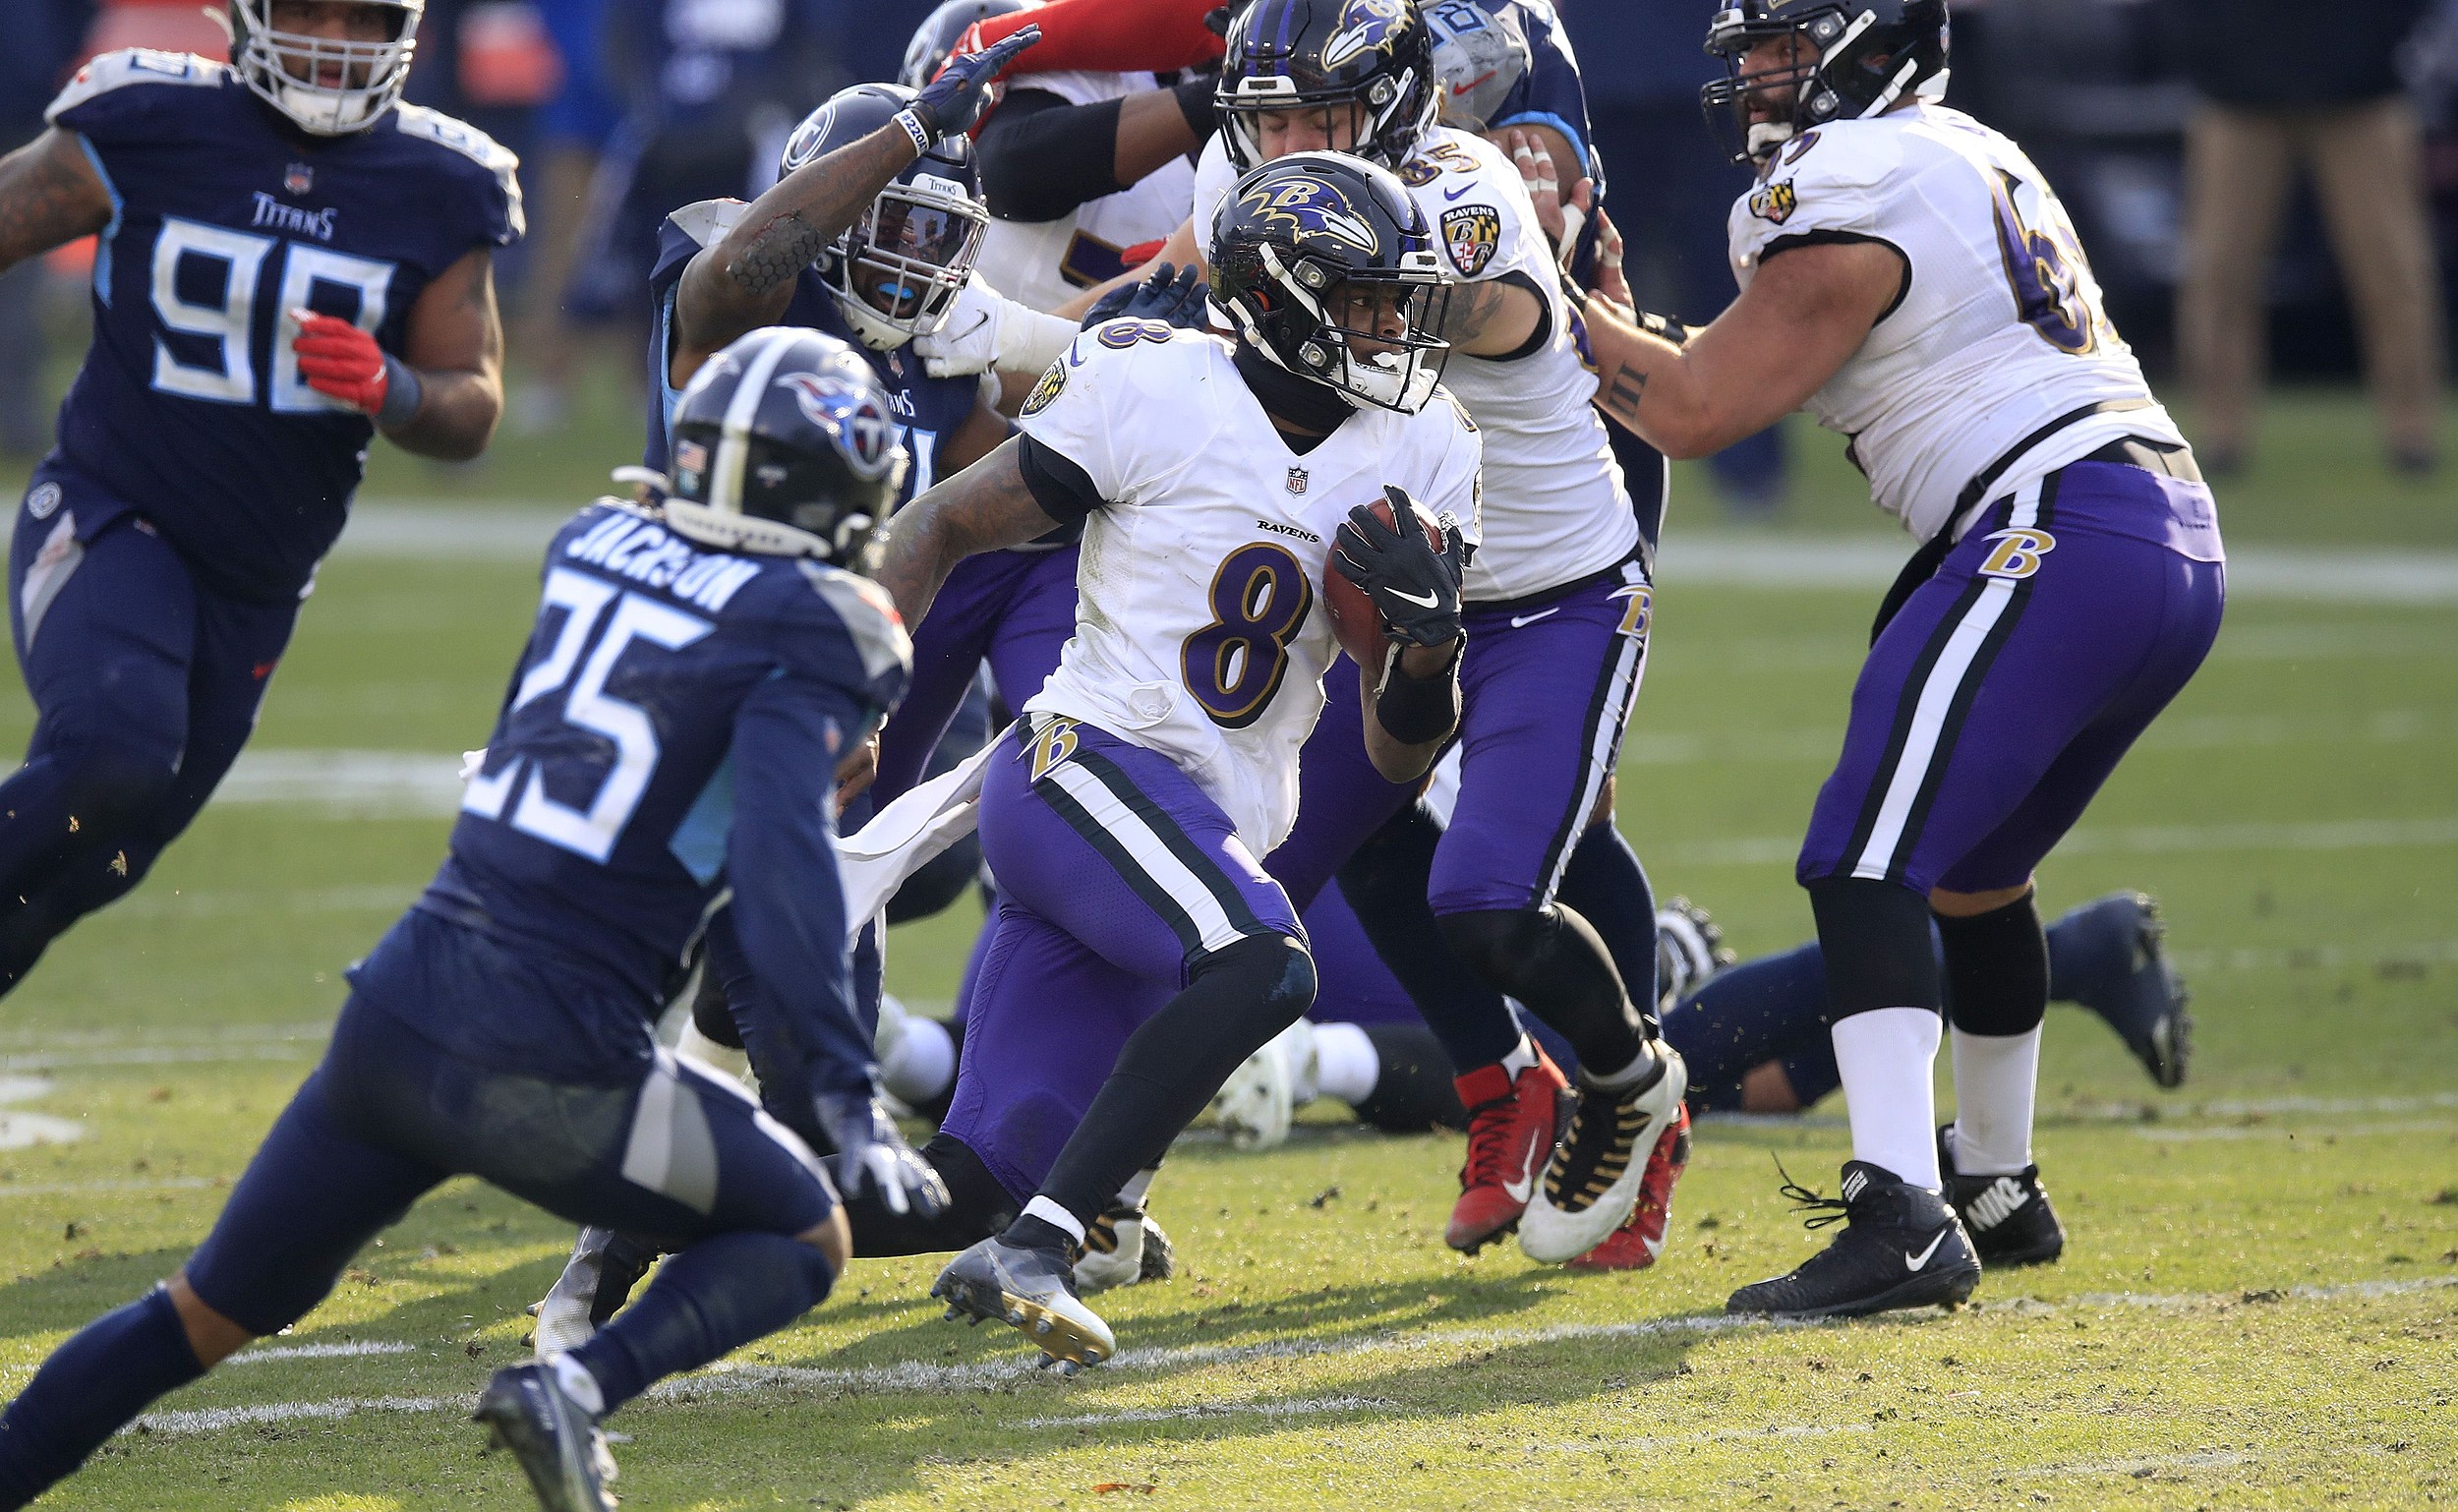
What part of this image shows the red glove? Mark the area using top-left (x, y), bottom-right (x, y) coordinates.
top-left (290, 311), bottom-right (392, 415)
top-left (959, 0), bottom-right (1223, 80)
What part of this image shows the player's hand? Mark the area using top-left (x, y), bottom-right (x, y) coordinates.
top-left (290, 311), bottom-right (398, 418)
top-left (813, 1090), bottom-right (950, 1217)
top-left (913, 273), bottom-right (1015, 377)
top-left (1333, 486), bottom-right (1466, 649)
top-left (1504, 129), bottom-right (1590, 272)
top-left (908, 25), bottom-right (1041, 141)
top-left (1590, 207), bottom-right (1633, 309)
top-left (835, 728), bottom-right (880, 811)
top-left (1082, 262), bottom-right (1208, 330)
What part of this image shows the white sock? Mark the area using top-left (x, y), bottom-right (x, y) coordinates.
top-left (1498, 1032), bottom-right (1539, 1076)
top-left (675, 1018), bottom-right (752, 1083)
top-left (1950, 1025), bottom-right (2041, 1176)
top-left (1115, 1167), bottom-right (1157, 1209)
top-left (1023, 1194), bottom-right (1086, 1246)
top-left (1312, 1021), bottom-right (1379, 1106)
top-left (1830, 1008), bottom-right (1944, 1189)
top-left (550, 1353), bottom-right (606, 1418)
top-left (880, 1015), bottom-right (957, 1105)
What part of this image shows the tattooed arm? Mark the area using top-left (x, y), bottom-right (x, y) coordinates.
top-left (0, 130), bottom-right (113, 275)
top-left (381, 248), bottom-right (504, 461)
top-left (1429, 271), bottom-right (1545, 359)
top-left (668, 124), bottom-right (922, 387)
top-left (1578, 238), bottom-right (1902, 458)
top-left (872, 437), bottom-right (1068, 627)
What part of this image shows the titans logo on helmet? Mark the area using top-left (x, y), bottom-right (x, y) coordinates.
top-left (1321, 0), bottom-right (1409, 70)
top-left (1239, 176), bottom-right (1381, 256)
top-left (779, 372), bottom-right (900, 479)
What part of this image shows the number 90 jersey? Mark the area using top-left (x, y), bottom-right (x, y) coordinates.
top-left (1016, 323), bottom-right (1481, 855)
top-left (1728, 105), bottom-right (2188, 545)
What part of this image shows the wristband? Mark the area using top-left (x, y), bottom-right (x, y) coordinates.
top-left (1373, 638), bottom-right (1463, 745)
top-left (892, 107), bottom-right (935, 156)
top-left (376, 354), bottom-right (423, 428)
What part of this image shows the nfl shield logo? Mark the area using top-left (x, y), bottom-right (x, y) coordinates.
top-left (283, 162), bottom-right (314, 196)
top-left (1285, 467), bottom-right (1309, 495)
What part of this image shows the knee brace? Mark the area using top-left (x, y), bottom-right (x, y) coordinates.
top-left (1805, 876), bottom-right (1942, 1020)
top-left (1435, 907), bottom-right (1549, 990)
top-left (1937, 891), bottom-right (2048, 1037)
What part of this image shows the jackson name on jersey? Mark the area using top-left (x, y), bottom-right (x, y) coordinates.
top-left (1192, 125), bottom-right (1635, 604)
top-left (1727, 104), bottom-right (2191, 544)
top-left (1015, 321), bottom-right (1481, 855)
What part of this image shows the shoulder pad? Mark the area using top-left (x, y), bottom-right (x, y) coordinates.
top-left (46, 49), bottom-right (220, 124)
top-left (668, 199), bottom-right (750, 250)
top-left (797, 563), bottom-right (912, 684)
top-left (392, 104), bottom-right (527, 238)
top-left (1765, 121), bottom-right (1906, 195)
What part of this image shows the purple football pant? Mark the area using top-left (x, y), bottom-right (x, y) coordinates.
top-left (1304, 882), bottom-right (1418, 1026)
top-left (938, 719), bottom-right (1301, 1202)
top-left (873, 545), bottom-right (1077, 804)
top-left (1800, 461), bottom-right (2225, 895)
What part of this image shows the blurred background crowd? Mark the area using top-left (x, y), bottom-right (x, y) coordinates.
top-left (5, 0), bottom-right (2455, 509)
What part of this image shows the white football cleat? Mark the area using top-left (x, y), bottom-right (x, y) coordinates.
top-left (1073, 1204), bottom-right (1176, 1293)
top-left (1212, 1018), bottom-right (1317, 1150)
top-left (1520, 1045), bottom-right (1689, 1264)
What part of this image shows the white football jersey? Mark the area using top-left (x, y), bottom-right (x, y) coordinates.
top-left (1728, 104), bottom-right (2189, 544)
top-left (1015, 322), bottom-right (1483, 853)
top-left (1193, 127), bottom-right (1637, 603)
top-left (975, 71), bottom-right (1200, 315)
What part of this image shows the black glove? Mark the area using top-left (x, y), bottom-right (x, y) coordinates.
top-left (1332, 486), bottom-right (1466, 649)
top-left (812, 1090), bottom-right (950, 1217)
top-left (1082, 262), bottom-right (1210, 330)
top-left (905, 25), bottom-right (1042, 142)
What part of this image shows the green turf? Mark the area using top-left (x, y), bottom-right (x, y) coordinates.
top-left (0, 383), bottom-right (2451, 1508)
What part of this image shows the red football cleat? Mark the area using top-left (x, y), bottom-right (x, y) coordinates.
top-left (1445, 1049), bottom-right (1573, 1252)
top-left (1562, 1102), bottom-right (1692, 1272)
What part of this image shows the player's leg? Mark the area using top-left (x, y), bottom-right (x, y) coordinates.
top-left (1434, 567), bottom-right (1687, 1265)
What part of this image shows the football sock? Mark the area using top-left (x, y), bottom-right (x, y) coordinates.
top-left (0, 1287), bottom-right (206, 1507)
top-left (1336, 806), bottom-right (1522, 1072)
top-left (1351, 1022), bottom-right (1468, 1131)
top-left (1312, 1021), bottom-right (1379, 1106)
top-left (1115, 1166), bottom-right (1157, 1209)
top-left (568, 1231), bottom-right (835, 1415)
top-left (1028, 934), bottom-right (1316, 1231)
top-left (1830, 1008), bottom-right (1944, 1190)
top-left (1438, 903), bottom-right (1653, 1072)
top-left (881, 1013), bottom-right (957, 1107)
top-left (1554, 821), bottom-right (1661, 1022)
top-left (1950, 1026), bottom-right (2042, 1176)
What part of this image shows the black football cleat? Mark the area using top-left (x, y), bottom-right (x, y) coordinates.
top-left (1939, 1124), bottom-right (2066, 1267)
top-left (1654, 897), bottom-right (1737, 1014)
top-left (474, 1362), bottom-right (617, 1512)
top-left (1726, 1159), bottom-right (1980, 1320)
top-left (932, 1233), bottom-right (1115, 1371)
top-left (2058, 891), bottom-right (2192, 1088)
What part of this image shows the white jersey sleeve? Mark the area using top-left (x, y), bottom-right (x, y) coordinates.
top-left (1726, 124), bottom-right (1909, 276)
top-left (1013, 328), bottom-right (1138, 502)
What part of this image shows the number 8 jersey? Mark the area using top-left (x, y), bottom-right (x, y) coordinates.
top-left (1015, 322), bottom-right (1481, 856)
top-left (1727, 104), bottom-right (2188, 545)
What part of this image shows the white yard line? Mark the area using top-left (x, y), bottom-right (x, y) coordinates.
top-left (229, 1341), bottom-right (420, 1366)
top-left (123, 1276), bottom-right (2456, 1438)
top-left (0, 1177), bottom-right (214, 1199)
top-left (1017, 1395), bottom-right (1400, 1428)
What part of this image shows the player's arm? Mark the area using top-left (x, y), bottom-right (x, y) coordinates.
top-left (1430, 270), bottom-right (1545, 360)
top-left (940, 393), bottom-right (1015, 476)
top-left (288, 247), bottom-right (504, 459)
top-left (873, 436), bottom-right (1069, 625)
top-left (977, 82), bottom-right (1210, 223)
top-left (0, 129), bottom-right (114, 275)
top-left (1578, 238), bottom-right (1902, 458)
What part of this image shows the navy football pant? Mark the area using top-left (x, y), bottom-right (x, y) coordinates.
top-left (0, 508), bottom-right (296, 993)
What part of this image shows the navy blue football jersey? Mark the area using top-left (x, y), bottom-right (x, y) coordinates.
top-left (423, 501), bottom-right (910, 1083)
top-left (641, 201), bottom-right (994, 505)
top-left (42, 49), bottom-right (521, 602)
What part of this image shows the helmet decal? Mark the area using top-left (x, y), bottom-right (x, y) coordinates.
top-left (1321, 0), bottom-right (1410, 70)
top-left (1239, 176), bottom-right (1380, 256)
top-left (778, 372), bottom-right (899, 480)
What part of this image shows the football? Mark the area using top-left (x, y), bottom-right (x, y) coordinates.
top-left (1325, 492), bottom-right (1448, 668)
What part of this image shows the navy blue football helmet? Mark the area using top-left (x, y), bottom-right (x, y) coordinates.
top-left (666, 328), bottom-right (908, 564)
top-left (1701, 0), bottom-right (1951, 163)
top-left (781, 84), bottom-right (990, 350)
top-left (1209, 152), bottom-right (1452, 413)
top-left (1216, 0), bottom-right (1439, 172)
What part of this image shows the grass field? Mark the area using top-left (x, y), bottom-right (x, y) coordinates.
top-left (0, 385), bottom-right (2452, 1509)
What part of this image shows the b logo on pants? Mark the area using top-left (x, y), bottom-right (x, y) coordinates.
top-left (1978, 528), bottom-right (2057, 581)
top-left (1028, 718), bottom-right (1081, 783)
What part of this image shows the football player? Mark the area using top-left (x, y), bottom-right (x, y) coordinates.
top-left (871, 151), bottom-right (1480, 1369)
top-left (1568, 0), bottom-right (2225, 1318)
top-left (0, 326), bottom-right (931, 1512)
top-left (1165, 0), bottom-right (1691, 1273)
top-left (0, 1), bottom-right (518, 998)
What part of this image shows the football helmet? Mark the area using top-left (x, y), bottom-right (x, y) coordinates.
top-left (1700, 0), bottom-right (1950, 163)
top-left (781, 84), bottom-right (991, 351)
top-left (664, 327), bottom-right (908, 563)
top-left (899, 0), bottom-right (1030, 88)
top-left (228, 0), bottom-right (423, 135)
top-left (1427, 0), bottom-right (1530, 135)
top-left (1216, 0), bottom-right (1438, 172)
top-left (1210, 152), bottom-right (1452, 414)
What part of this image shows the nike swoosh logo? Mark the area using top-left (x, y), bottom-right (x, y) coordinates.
top-left (1389, 588), bottom-right (1440, 608)
top-left (1508, 607), bottom-right (1560, 628)
top-left (1442, 184), bottom-right (1475, 202)
top-left (1449, 71), bottom-right (1494, 98)
top-left (1501, 1137), bottom-right (1543, 1204)
top-left (1904, 1230), bottom-right (1949, 1271)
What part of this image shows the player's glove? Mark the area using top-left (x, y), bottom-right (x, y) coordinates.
top-left (912, 272), bottom-right (1077, 378)
top-left (291, 310), bottom-right (421, 426)
top-left (1082, 262), bottom-right (1209, 330)
top-left (901, 25), bottom-right (1042, 146)
top-left (812, 1089), bottom-right (950, 1217)
top-left (1333, 486), bottom-right (1467, 649)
